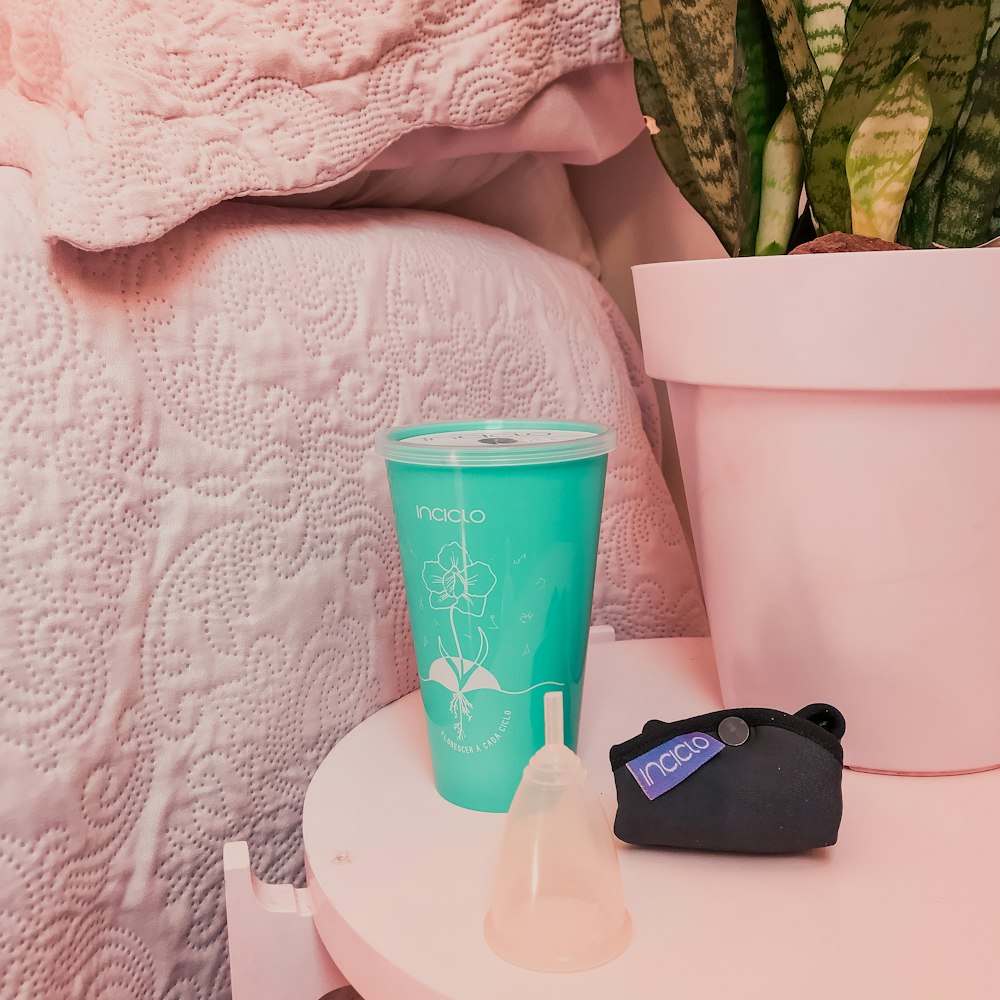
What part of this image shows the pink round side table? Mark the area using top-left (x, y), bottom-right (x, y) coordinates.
top-left (225, 631), bottom-right (1000, 999)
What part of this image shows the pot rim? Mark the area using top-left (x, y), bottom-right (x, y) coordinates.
top-left (632, 247), bottom-right (1000, 391)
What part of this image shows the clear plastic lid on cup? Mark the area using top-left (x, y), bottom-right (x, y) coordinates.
top-left (376, 420), bottom-right (616, 466)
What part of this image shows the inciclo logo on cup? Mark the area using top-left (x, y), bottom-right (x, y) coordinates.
top-left (415, 505), bottom-right (486, 523)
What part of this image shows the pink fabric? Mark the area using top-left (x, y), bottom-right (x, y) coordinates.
top-left (367, 64), bottom-right (644, 170)
top-left (0, 163), bottom-right (704, 998)
top-left (0, 0), bottom-right (636, 250)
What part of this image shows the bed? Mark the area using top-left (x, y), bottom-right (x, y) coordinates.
top-left (0, 4), bottom-right (705, 997)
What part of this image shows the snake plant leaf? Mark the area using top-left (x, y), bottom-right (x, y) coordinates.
top-left (845, 0), bottom-right (878, 42)
top-left (934, 26), bottom-right (1000, 246)
top-left (636, 0), bottom-right (745, 255)
top-left (735, 0), bottom-right (789, 253)
top-left (949, 0), bottom-right (1000, 137)
top-left (631, 58), bottom-right (723, 238)
top-left (756, 103), bottom-right (806, 253)
top-left (803, 0), bottom-right (852, 89)
top-left (846, 60), bottom-right (934, 241)
top-left (900, 0), bottom-right (1000, 245)
top-left (759, 0), bottom-right (826, 148)
top-left (896, 146), bottom-right (949, 245)
top-left (808, 0), bottom-right (991, 236)
top-left (620, 0), bottom-right (652, 61)
top-left (623, 0), bottom-right (718, 232)
top-left (622, 0), bottom-right (725, 243)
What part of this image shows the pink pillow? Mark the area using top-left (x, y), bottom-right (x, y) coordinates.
top-left (0, 1), bottom-right (636, 250)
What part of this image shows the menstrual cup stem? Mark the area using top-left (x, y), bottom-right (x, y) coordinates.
top-left (543, 691), bottom-right (564, 747)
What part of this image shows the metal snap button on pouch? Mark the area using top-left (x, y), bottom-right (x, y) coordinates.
top-left (718, 716), bottom-right (750, 746)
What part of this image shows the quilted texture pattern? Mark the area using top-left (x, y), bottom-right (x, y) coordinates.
top-left (0, 0), bottom-right (630, 250)
top-left (0, 167), bottom-right (704, 999)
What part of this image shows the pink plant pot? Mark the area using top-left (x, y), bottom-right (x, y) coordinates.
top-left (633, 249), bottom-right (1000, 774)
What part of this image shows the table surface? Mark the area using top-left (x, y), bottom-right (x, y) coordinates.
top-left (303, 637), bottom-right (1000, 1000)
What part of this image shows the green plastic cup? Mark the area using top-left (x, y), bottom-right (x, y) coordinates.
top-left (377, 419), bottom-right (615, 812)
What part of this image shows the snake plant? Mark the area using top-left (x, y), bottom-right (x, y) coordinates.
top-left (622, 0), bottom-right (1000, 254)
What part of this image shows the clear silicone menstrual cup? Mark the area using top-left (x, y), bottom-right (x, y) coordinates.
top-left (483, 692), bottom-right (632, 972)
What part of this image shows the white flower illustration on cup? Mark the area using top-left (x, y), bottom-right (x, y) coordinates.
top-left (422, 542), bottom-right (497, 617)
top-left (422, 543), bottom-right (498, 738)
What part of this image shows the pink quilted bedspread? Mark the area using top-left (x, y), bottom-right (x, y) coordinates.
top-left (0, 0), bottom-right (636, 249)
top-left (0, 166), bottom-right (704, 998)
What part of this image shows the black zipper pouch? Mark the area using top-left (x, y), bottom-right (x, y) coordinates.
top-left (609, 704), bottom-right (845, 854)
